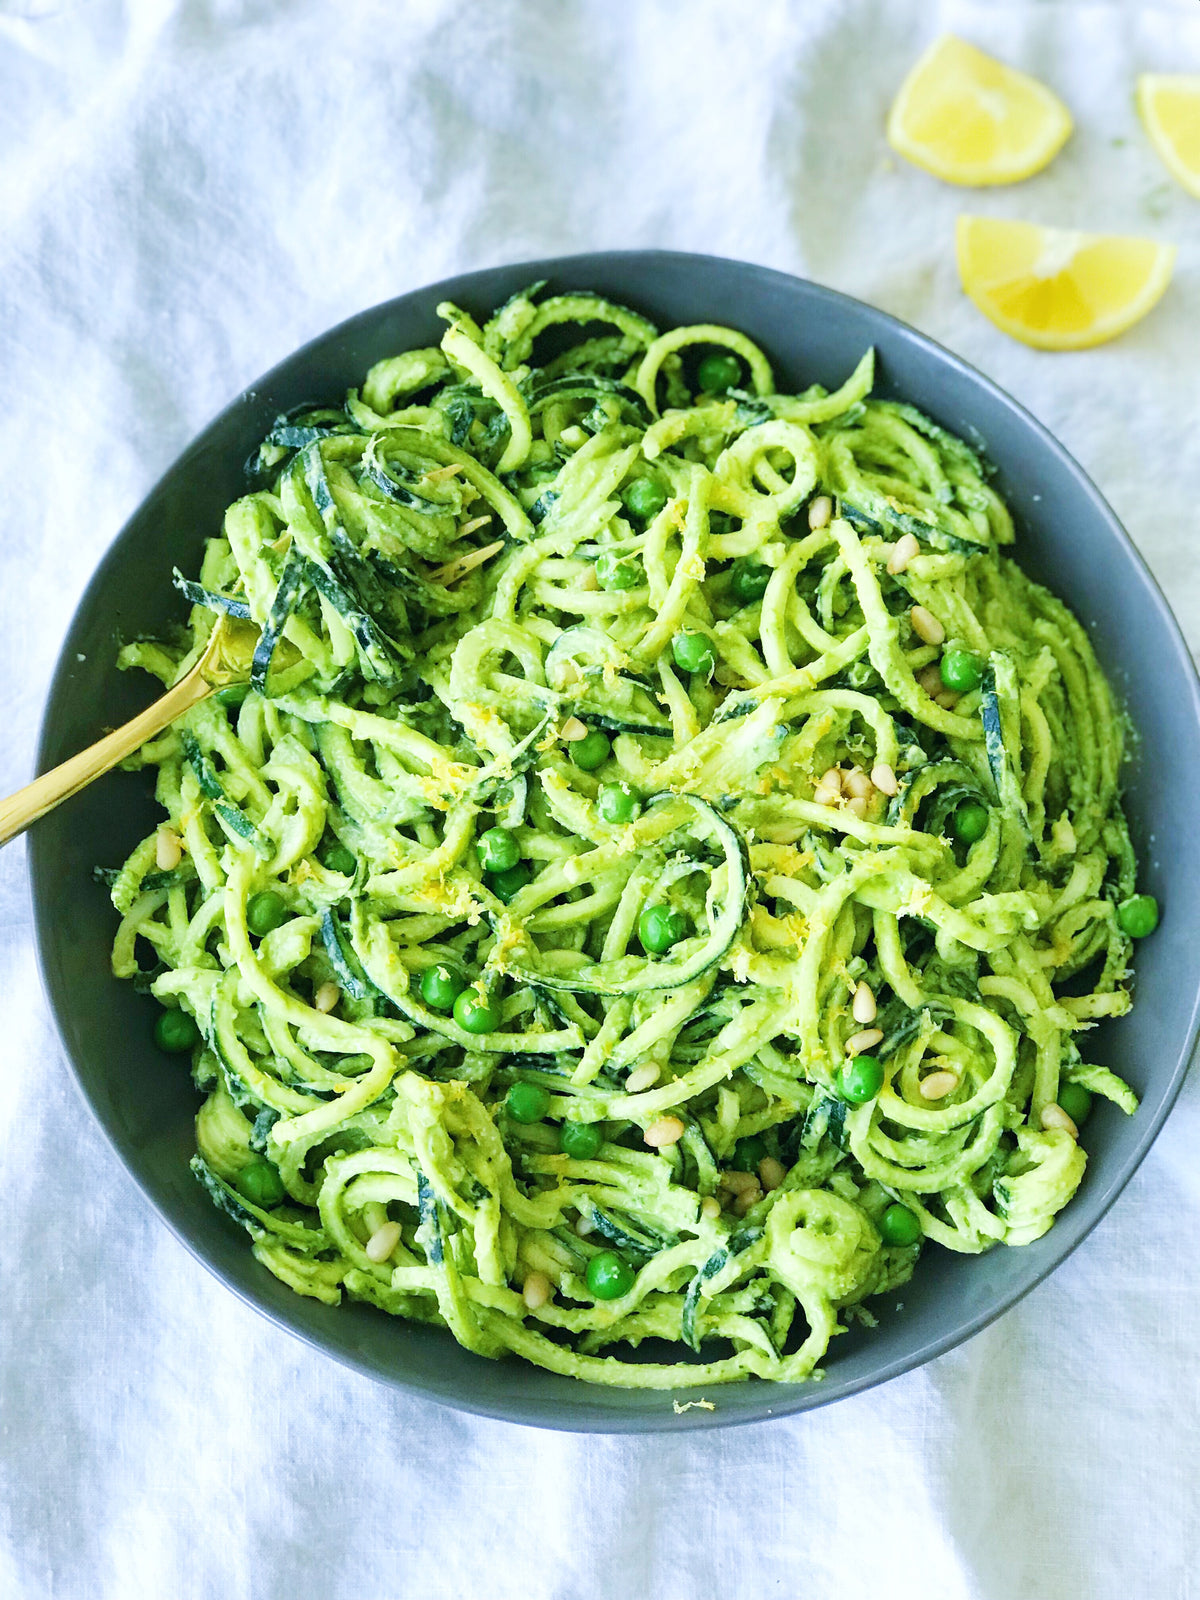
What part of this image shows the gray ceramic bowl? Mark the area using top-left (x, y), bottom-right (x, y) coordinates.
top-left (31, 251), bottom-right (1200, 1432)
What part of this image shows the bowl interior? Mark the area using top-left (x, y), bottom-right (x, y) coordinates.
top-left (31, 251), bottom-right (1200, 1431)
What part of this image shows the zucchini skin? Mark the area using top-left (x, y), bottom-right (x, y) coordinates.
top-left (250, 547), bottom-right (307, 695)
top-left (173, 572), bottom-right (253, 620)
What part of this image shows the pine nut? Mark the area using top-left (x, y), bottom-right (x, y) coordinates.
top-left (365, 1220), bottom-right (402, 1262)
top-left (910, 606), bottom-right (945, 646)
top-left (934, 689), bottom-right (960, 710)
top-left (852, 982), bottom-right (877, 1024)
top-left (719, 1169), bottom-right (760, 1194)
top-left (758, 1156), bottom-right (786, 1192)
top-left (575, 1211), bottom-right (596, 1237)
top-left (522, 1270), bottom-right (553, 1310)
top-left (846, 796), bottom-right (869, 820)
top-left (819, 766), bottom-right (844, 793)
top-left (917, 664), bottom-right (944, 696)
top-left (732, 1186), bottom-right (763, 1216)
top-left (846, 1027), bottom-right (884, 1056)
top-left (844, 767), bottom-right (873, 799)
top-left (919, 1070), bottom-right (959, 1101)
top-left (807, 494), bottom-right (833, 530)
top-left (1041, 1103), bottom-right (1079, 1138)
top-left (813, 783), bottom-right (841, 808)
top-left (314, 981), bottom-right (340, 1014)
top-left (888, 533), bottom-right (921, 574)
top-left (155, 828), bottom-right (183, 871)
top-left (870, 762), bottom-right (899, 796)
top-left (625, 1062), bottom-right (661, 1093)
top-left (700, 1195), bottom-right (722, 1220)
top-left (644, 1115), bottom-right (686, 1148)
top-left (560, 716), bottom-right (589, 741)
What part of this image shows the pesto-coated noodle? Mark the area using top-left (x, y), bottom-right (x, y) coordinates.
top-left (104, 285), bottom-right (1144, 1388)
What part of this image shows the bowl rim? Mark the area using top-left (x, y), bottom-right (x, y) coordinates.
top-left (31, 248), bottom-right (1200, 1432)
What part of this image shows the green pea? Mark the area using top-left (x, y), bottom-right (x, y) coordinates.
top-left (488, 862), bottom-right (533, 903)
top-left (671, 630), bottom-right (716, 677)
top-left (952, 802), bottom-right (989, 845)
top-left (586, 1249), bottom-right (636, 1300)
top-left (939, 648), bottom-right (982, 694)
top-left (246, 890), bottom-right (288, 937)
top-left (731, 1134), bottom-right (767, 1171)
top-left (639, 904), bottom-right (687, 955)
top-left (453, 988), bottom-right (500, 1034)
top-left (597, 781), bottom-right (642, 825)
top-left (729, 559), bottom-right (771, 605)
top-left (621, 477), bottom-right (668, 523)
top-left (237, 1157), bottom-right (286, 1209)
top-left (154, 1007), bottom-right (200, 1054)
top-left (595, 550), bottom-right (643, 590)
top-left (477, 827), bottom-right (520, 873)
top-left (320, 842), bottom-right (356, 877)
top-left (560, 1120), bottom-right (604, 1159)
top-left (696, 352), bottom-right (743, 393)
top-left (420, 963), bottom-right (464, 1013)
top-left (570, 729), bottom-right (611, 771)
top-left (1057, 1083), bottom-right (1094, 1126)
top-left (506, 1081), bottom-right (551, 1124)
top-left (878, 1203), bottom-right (922, 1247)
top-left (215, 682), bottom-right (249, 710)
top-left (1117, 894), bottom-right (1159, 938)
top-left (837, 1053), bottom-right (884, 1104)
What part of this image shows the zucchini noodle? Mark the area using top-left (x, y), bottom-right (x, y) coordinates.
top-left (103, 284), bottom-right (1145, 1389)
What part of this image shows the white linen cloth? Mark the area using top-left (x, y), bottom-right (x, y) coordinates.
top-left (2, 1), bottom-right (1199, 1595)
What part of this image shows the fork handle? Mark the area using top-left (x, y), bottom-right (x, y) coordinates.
top-left (0, 667), bottom-right (214, 847)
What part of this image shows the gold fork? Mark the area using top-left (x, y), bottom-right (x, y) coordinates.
top-left (0, 534), bottom-right (508, 847)
top-left (0, 616), bottom-right (258, 847)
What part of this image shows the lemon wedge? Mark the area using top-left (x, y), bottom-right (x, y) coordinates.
top-left (1137, 74), bottom-right (1200, 198)
top-left (955, 216), bottom-right (1176, 350)
top-left (887, 35), bottom-right (1072, 186)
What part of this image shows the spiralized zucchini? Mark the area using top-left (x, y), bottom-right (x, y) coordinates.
top-left (104, 285), bottom-right (1143, 1389)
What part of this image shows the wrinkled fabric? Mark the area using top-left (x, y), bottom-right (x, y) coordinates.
top-left (2, 2), bottom-right (1199, 1596)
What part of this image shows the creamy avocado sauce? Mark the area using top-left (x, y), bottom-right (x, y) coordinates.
top-left (103, 286), bottom-right (1148, 1388)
